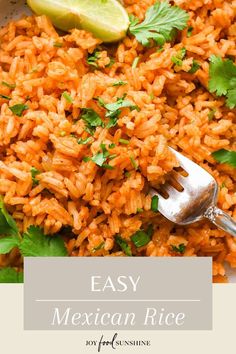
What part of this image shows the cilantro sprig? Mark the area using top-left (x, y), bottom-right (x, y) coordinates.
top-left (0, 196), bottom-right (19, 237)
top-left (209, 55), bottom-right (236, 109)
top-left (129, 1), bottom-right (189, 46)
top-left (171, 243), bottom-right (186, 254)
top-left (84, 143), bottom-right (116, 169)
top-left (9, 104), bottom-right (28, 117)
top-left (97, 95), bottom-right (138, 128)
top-left (171, 48), bottom-right (186, 66)
top-left (0, 198), bottom-right (68, 281)
top-left (80, 108), bottom-right (104, 135)
top-left (30, 167), bottom-right (40, 187)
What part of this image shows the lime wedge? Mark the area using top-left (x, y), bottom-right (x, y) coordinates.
top-left (27, 0), bottom-right (129, 42)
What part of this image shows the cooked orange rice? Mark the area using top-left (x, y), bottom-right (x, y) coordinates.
top-left (0, 0), bottom-right (235, 282)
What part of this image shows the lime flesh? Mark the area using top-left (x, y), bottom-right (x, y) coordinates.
top-left (27, 0), bottom-right (130, 42)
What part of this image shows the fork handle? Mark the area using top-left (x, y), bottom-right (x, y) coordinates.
top-left (204, 206), bottom-right (236, 237)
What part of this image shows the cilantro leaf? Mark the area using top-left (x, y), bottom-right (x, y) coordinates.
top-left (115, 235), bottom-right (132, 256)
top-left (80, 108), bottom-right (104, 135)
top-left (212, 149), bottom-right (236, 168)
top-left (1, 81), bottom-right (16, 89)
top-left (92, 242), bottom-right (105, 253)
top-left (208, 55), bottom-right (236, 108)
top-left (98, 95), bottom-right (138, 128)
top-left (171, 48), bottom-right (186, 66)
top-left (0, 196), bottom-right (19, 236)
top-left (226, 88), bottom-right (236, 109)
top-left (0, 235), bottom-right (20, 254)
top-left (130, 156), bottom-right (138, 170)
top-left (112, 81), bottom-right (127, 86)
top-left (0, 94), bottom-right (10, 100)
top-left (131, 230), bottom-right (151, 248)
top-left (188, 59), bottom-right (200, 74)
top-left (187, 26), bottom-right (193, 37)
top-left (9, 104), bottom-right (28, 117)
top-left (0, 267), bottom-right (23, 283)
top-left (171, 243), bottom-right (186, 254)
top-left (30, 167), bottom-right (40, 187)
top-left (129, 1), bottom-right (189, 46)
top-left (20, 226), bottom-right (68, 256)
top-left (208, 108), bottom-right (216, 121)
top-left (89, 143), bottom-right (115, 169)
top-left (87, 50), bottom-right (101, 67)
top-left (91, 152), bottom-right (107, 166)
top-left (119, 138), bottom-right (129, 145)
top-left (77, 137), bottom-right (93, 145)
top-left (62, 92), bottom-right (73, 103)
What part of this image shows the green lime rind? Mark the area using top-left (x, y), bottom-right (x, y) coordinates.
top-left (27, 0), bottom-right (129, 42)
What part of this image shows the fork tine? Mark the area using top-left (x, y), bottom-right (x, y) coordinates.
top-left (169, 147), bottom-right (205, 175)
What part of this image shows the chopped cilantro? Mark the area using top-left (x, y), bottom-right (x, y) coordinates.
top-left (77, 137), bottom-right (93, 145)
top-left (132, 57), bottom-right (140, 69)
top-left (106, 58), bottom-right (115, 68)
top-left (220, 182), bottom-right (226, 189)
top-left (129, 1), bottom-right (189, 46)
top-left (80, 108), bottom-right (104, 135)
top-left (119, 138), bottom-right (129, 145)
top-left (137, 208), bottom-right (144, 213)
top-left (171, 243), bottom-right (186, 254)
top-left (209, 55), bottom-right (236, 109)
top-left (130, 156), bottom-right (138, 170)
top-left (87, 50), bottom-right (101, 67)
top-left (86, 143), bottom-right (116, 169)
top-left (92, 242), bottom-right (105, 252)
top-left (150, 92), bottom-right (155, 100)
top-left (115, 235), bottom-right (132, 256)
top-left (98, 94), bottom-right (138, 128)
top-left (187, 26), bottom-right (193, 37)
top-left (9, 104), bottom-right (28, 117)
top-left (30, 167), bottom-right (40, 186)
top-left (112, 81), bottom-right (127, 87)
top-left (0, 94), bottom-right (10, 100)
top-left (211, 149), bottom-right (236, 168)
top-left (171, 48), bottom-right (186, 66)
top-left (109, 143), bottom-right (116, 148)
top-left (188, 59), bottom-right (200, 74)
top-left (208, 108), bottom-right (216, 121)
top-left (1, 81), bottom-right (16, 89)
top-left (62, 92), bottom-right (73, 103)
top-left (157, 47), bottom-right (164, 53)
top-left (151, 195), bottom-right (159, 212)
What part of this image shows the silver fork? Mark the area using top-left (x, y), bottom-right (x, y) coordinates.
top-left (150, 147), bottom-right (236, 237)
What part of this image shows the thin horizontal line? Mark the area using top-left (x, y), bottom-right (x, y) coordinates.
top-left (35, 299), bottom-right (200, 302)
